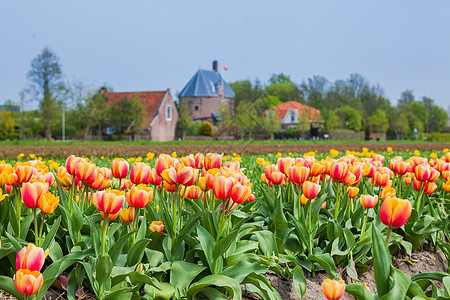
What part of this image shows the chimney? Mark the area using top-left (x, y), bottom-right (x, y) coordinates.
top-left (212, 60), bottom-right (218, 72)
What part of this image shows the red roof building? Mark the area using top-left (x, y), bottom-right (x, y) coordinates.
top-left (103, 89), bottom-right (178, 141)
top-left (264, 101), bottom-right (324, 130)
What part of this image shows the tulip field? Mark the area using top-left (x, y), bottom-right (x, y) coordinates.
top-left (1, 147), bottom-right (450, 300)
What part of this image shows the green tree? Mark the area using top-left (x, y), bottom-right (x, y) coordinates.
top-left (27, 47), bottom-right (66, 139)
top-left (368, 109), bottom-right (389, 133)
top-left (254, 95), bottom-right (282, 113)
top-left (233, 101), bottom-right (259, 139)
top-left (335, 106), bottom-right (362, 131)
top-left (109, 95), bottom-right (145, 136)
top-left (265, 73), bottom-right (303, 102)
top-left (263, 109), bottom-right (281, 139)
top-left (177, 100), bottom-right (194, 140)
top-left (228, 80), bottom-right (263, 105)
top-left (0, 111), bottom-right (15, 140)
top-left (322, 109), bottom-right (342, 132)
top-left (297, 109), bottom-right (310, 138)
top-left (421, 97), bottom-right (448, 133)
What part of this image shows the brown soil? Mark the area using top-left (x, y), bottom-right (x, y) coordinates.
top-left (1, 143), bottom-right (449, 159)
top-left (243, 250), bottom-right (448, 300)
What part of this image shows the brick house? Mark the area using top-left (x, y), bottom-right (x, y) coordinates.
top-left (265, 101), bottom-right (324, 130)
top-left (103, 89), bottom-right (178, 141)
top-left (178, 61), bottom-right (235, 124)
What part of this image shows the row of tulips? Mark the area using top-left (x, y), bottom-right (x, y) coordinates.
top-left (0, 149), bottom-right (449, 299)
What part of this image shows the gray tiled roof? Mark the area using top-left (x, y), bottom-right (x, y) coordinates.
top-left (179, 69), bottom-right (235, 98)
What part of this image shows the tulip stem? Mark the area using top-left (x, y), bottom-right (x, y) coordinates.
top-left (39, 214), bottom-right (46, 247)
top-left (334, 183), bottom-right (341, 220)
top-left (118, 178), bottom-right (122, 191)
top-left (132, 208), bottom-right (139, 243)
top-left (308, 199), bottom-right (313, 255)
top-left (360, 209), bottom-right (369, 241)
top-left (101, 216), bottom-right (109, 256)
top-left (385, 226), bottom-right (392, 245)
top-left (33, 208), bottom-right (38, 246)
top-left (15, 186), bottom-right (22, 238)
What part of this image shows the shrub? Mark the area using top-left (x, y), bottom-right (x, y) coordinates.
top-left (201, 121), bottom-right (214, 136)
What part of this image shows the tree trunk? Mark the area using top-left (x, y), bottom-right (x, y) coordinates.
top-left (84, 125), bottom-right (90, 141)
top-left (46, 125), bottom-right (51, 140)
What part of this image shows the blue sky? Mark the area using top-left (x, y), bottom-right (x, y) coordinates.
top-left (1, 0), bottom-right (449, 109)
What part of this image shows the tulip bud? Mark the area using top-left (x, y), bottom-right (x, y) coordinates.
top-left (119, 207), bottom-right (135, 224)
top-left (322, 279), bottom-right (345, 300)
top-left (379, 197), bottom-right (412, 228)
top-left (16, 244), bottom-right (45, 272)
top-left (360, 195), bottom-right (378, 209)
top-left (149, 221), bottom-right (164, 232)
top-left (302, 181), bottom-right (320, 200)
top-left (14, 269), bottom-right (43, 296)
top-left (111, 158), bottom-right (129, 179)
top-left (347, 186), bottom-right (359, 199)
top-left (37, 192), bottom-right (59, 214)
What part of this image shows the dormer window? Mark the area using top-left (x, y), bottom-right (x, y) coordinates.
top-left (291, 112), bottom-right (296, 122)
top-left (166, 105), bottom-right (172, 121)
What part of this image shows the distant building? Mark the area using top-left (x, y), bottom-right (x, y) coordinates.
top-left (178, 61), bottom-right (235, 124)
top-left (264, 101), bottom-right (324, 130)
top-left (103, 89), bottom-right (178, 141)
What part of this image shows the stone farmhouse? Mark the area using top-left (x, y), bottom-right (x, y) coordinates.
top-left (178, 61), bottom-right (235, 124)
top-left (103, 89), bottom-right (178, 141)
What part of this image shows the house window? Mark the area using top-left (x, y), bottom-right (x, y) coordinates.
top-left (195, 105), bottom-right (199, 111)
top-left (166, 105), bottom-right (172, 121)
top-left (291, 112), bottom-right (296, 123)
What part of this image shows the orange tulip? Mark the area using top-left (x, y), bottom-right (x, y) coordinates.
top-left (130, 162), bottom-right (151, 184)
top-left (163, 181), bottom-right (177, 192)
top-left (177, 166), bottom-right (199, 186)
top-left (155, 154), bottom-right (171, 176)
top-left (98, 167), bottom-right (112, 180)
top-left (65, 155), bottom-right (83, 175)
top-left (161, 167), bottom-right (177, 184)
top-left (212, 175), bottom-right (235, 200)
top-left (330, 162), bottom-right (349, 181)
top-left (413, 177), bottom-right (426, 192)
top-left (0, 189), bottom-right (7, 202)
top-left (277, 157), bottom-right (293, 174)
top-left (286, 165), bottom-right (310, 185)
top-left (424, 182), bottom-right (437, 195)
top-left (149, 221), bottom-right (164, 232)
top-left (403, 173), bottom-right (413, 185)
top-left (198, 177), bottom-right (208, 191)
top-left (362, 163), bottom-right (375, 178)
top-left (1, 166), bottom-right (18, 186)
top-left (56, 167), bottom-right (72, 187)
top-left (379, 197), bottom-right (412, 228)
top-left (181, 185), bottom-right (201, 199)
top-left (43, 173), bottom-right (54, 187)
top-left (231, 183), bottom-right (252, 204)
top-left (394, 160), bottom-right (410, 175)
top-left (37, 192), bottom-right (59, 214)
top-left (373, 172), bottom-right (389, 187)
top-left (75, 162), bottom-right (97, 184)
top-left (445, 152), bottom-right (450, 163)
top-left (310, 161), bottom-right (325, 177)
top-left (428, 168), bottom-right (440, 182)
top-left (111, 158), bottom-right (129, 179)
top-left (443, 170), bottom-right (450, 181)
top-left (347, 186), bottom-right (359, 198)
top-left (444, 181), bottom-right (450, 193)
top-left (380, 186), bottom-right (396, 201)
top-left (21, 181), bottom-right (48, 209)
top-left (126, 184), bottom-right (153, 208)
top-left (204, 153), bottom-right (223, 171)
top-left (180, 154), bottom-right (196, 168)
top-left (194, 153), bottom-right (204, 169)
top-left (148, 168), bottom-right (162, 185)
top-left (14, 269), bottom-right (43, 296)
top-left (299, 194), bottom-right (308, 205)
top-left (360, 195), bottom-right (378, 209)
top-left (264, 165), bottom-right (278, 182)
top-left (415, 164), bottom-right (431, 182)
top-left (89, 173), bottom-right (106, 190)
top-left (119, 207), bottom-right (135, 224)
top-left (342, 172), bottom-right (357, 186)
top-left (14, 163), bottom-right (34, 184)
top-left (271, 171), bottom-right (285, 185)
top-left (93, 189), bottom-right (125, 216)
top-left (16, 244), bottom-right (45, 272)
top-left (322, 279), bottom-right (345, 300)
top-left (302, 181), bottom-right (320, 200)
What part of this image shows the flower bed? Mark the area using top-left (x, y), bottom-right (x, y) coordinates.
top-left (1, 148), bottom-right (450, 299)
